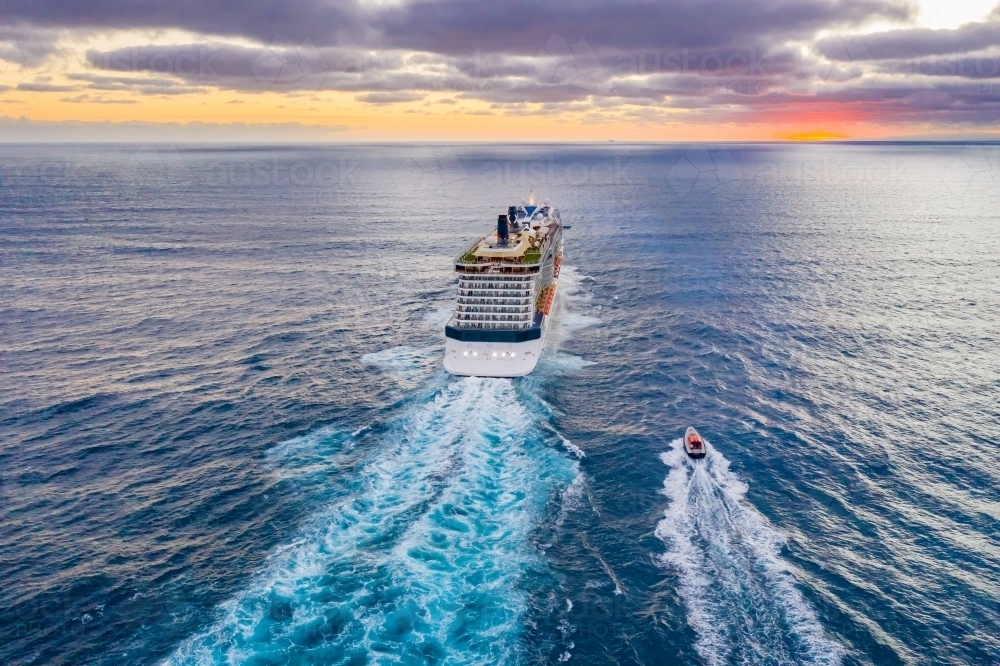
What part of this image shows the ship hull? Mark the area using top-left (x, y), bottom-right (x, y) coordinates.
top-left (444, 198), bottom-right (562, 378)
top-left (443, 317), bottom-right (547, 377)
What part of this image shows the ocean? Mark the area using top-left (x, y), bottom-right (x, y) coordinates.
top-left (1, 143), bottom-right (998, 665)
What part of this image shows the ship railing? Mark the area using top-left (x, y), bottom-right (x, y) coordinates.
top-left (453, 314), bottom-right (532, 323)
top-left (453, 312), bottom-right (533, 320)
top-left (458, 290), bottom-right (531, 297)
top-left (455, 255), bottom-right (543, 267)
top-left (458, 282), bottom-right (531, 289)
top-left (455, 306), bottom-right (531, 314)
top-left (456, 265), bottom-right (541, 275)
top-left (458, 282), bottom-right (532, 289)
top-left (454, 237), bottom-right (547, 267)
top-left (448, 320), bottom-right (533, 330)
top-left (459, 275), bottom-right (533, 283)
top-left (457, 297), bottom-right (531, 304)
top-left (455, 237), bottom-right (486, 266)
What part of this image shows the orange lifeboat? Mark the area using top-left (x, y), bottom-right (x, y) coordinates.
top-left (541, 283), bottom-right (557, 315)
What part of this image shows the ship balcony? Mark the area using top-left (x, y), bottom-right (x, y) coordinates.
top-left (458, 283), bottom-right (533, 291)
top-left (449, 318), bottom-right (533, 330)
top-left (458, 289), bottom-right (531, 298)
top-left (459, 275), bottom-right (532, 283)
top-left (458, 281), bottom-right (532, 290)
top-left (456, 305), bottom-right (531, 314)
top-left (453, 313), bottom-right (532, 323)
top-left (458, 296), bottom-right (531, 306)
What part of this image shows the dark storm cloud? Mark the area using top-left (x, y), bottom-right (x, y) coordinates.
top-left (875, 54), bottom-right (1000, 79)
top-left (0, 0), bottom-right (364, 44)
top-left (3, 0), bottom-right (909, 52)
top-left (85, 43), bottom-right (410, 82)
top-left (7, 0), bottom-right (915, 103)
top-left (83, 43), bottom-right (462, 95)
top-left (81, 39), bottom-right (810, 103)
top-left (75, 33), bottom-right (1000, 127)
top-left (6, 0), bottom-right (1000, 128)
top-left (816, 21), bottom-right (1000, 60)
top-left (371, 0), bottom-right (909, 54)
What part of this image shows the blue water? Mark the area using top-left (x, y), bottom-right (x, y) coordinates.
top-left (2, 143), bottom-right (999, 665)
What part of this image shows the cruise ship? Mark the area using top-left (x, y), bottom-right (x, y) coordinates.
top-left (443, 197), bottom-right (564, 377)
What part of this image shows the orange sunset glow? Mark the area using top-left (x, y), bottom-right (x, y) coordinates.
top-left (2, 0), bottom-right (1000, 140)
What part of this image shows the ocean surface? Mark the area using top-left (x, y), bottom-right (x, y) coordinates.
top-left (2, 143), bottom-right (999, 666)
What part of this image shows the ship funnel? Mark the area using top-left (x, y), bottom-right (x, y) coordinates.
top-left (508, 206), bottom-right (518, 229)
top-left (497, 214), bottom-right (510, 246)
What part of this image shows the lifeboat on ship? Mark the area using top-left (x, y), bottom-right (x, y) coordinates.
top-left (541, 283), bottom-right (557, 315)
top-left (684, 427), bottom-right (707, 459)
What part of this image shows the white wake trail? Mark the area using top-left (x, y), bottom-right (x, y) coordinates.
top-left (165, 376), bottom-right (579, 666)
top-left (656, 438), bottom-right (844, 666)
top-left (164, 262), bottom-right (600, 665)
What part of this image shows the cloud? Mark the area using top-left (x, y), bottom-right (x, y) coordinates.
top-left (0, 115), bottom-right (353, 142)
top-left (58, 93), bottom-right (138, 103)
top-left (2, 0), bottom-right (911, 54)
top-left (355, 91), bottom-right (425, 103)
top-left (371, 0), bottom-right (910, 54)
top-left (817, 22), bottom-right (1000, 59)
top-left (5, 0), bottom-right (1000, 132)
top-left (0, 0), bottom-right (363, 46)
top-left (17, 82), bottom-right (79, 92)
top-left (0, 26), bottom-right (64, 65)
top-left (84, 43), bottom-right (423, 93)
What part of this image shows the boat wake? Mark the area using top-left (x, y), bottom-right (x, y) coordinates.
top-left (656, 439), bottom-right (844, 666)
top-left (164, 377), bottom-right (577, 665)
top-left (164, 263), bottom-right (597, 665)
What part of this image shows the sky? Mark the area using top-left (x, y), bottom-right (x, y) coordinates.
top-left (2, 0), bottom-right (1000, 141)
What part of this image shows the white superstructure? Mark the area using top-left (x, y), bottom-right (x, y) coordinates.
top-left (444, 198), bottom-right (564, 377)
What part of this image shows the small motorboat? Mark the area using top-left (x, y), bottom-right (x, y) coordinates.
top-left (684, 427), bottom-right (707, 459)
